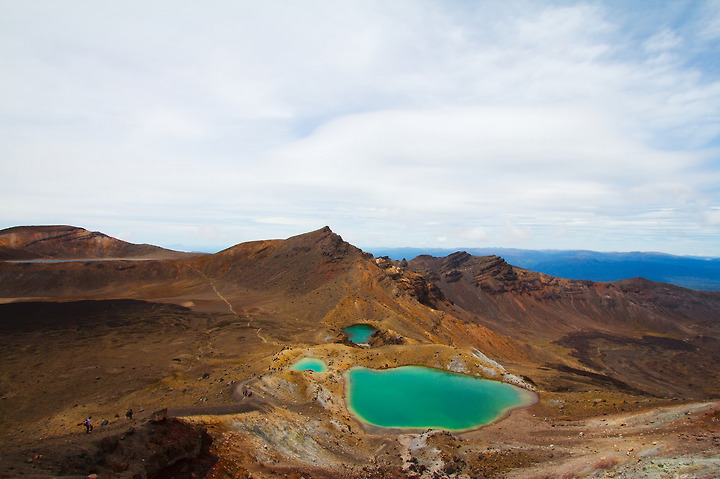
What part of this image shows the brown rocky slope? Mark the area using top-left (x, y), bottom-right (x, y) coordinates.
top-left (0, 225), bottom-right (198, 260)
top-left (409, 251), bottom-right (720, 399)
top-left (1, 227), bottom-right (720, 478)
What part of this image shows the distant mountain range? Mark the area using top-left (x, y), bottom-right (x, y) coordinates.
top-left (367, 247), bottom-right (720, 291)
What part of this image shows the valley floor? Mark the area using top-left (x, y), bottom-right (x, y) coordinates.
top-left (2, 332), bottom-right (719, 478)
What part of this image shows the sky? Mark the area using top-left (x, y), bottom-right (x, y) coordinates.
top-left (1, 1), bottom-right (720, 256)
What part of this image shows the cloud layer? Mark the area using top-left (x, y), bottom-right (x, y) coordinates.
top-left (1, 1), bottom-right (719, 255)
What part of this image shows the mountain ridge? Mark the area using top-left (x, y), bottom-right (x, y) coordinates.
top-left (0, 225), bottom-right (198, 260)
top-left (369, 246), bottom-right (720, 290)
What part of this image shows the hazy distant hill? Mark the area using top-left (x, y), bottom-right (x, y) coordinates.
top-left (368, 247), bottom-right (720, 291)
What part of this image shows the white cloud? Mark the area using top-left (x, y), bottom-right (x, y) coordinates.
top-left (0, 1), bottom-right (719, 255)
top-left (698, 0), bottom-right (720, 40)
top-left (704, 207), bottom-right (720, 226)
top-left (462, 227), bottom-right (489, 243)
top-left (644, 29), bottom-right (682, 53)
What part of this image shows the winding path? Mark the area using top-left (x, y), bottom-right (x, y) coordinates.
top-left (186, 263), bottom-right (271, 344)
top-left (210, 281), bottom-right (237, 315)
top-left (209, 280), bottom-right (268, 343)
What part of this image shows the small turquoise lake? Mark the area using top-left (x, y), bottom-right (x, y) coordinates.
top-left (343, 324), bottom-right (377, 344)
top-left (290, 357), bottom-right (327, 372)
top-left (345, 366), bottom-right (537, 431)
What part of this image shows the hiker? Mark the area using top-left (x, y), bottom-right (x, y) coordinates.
top-left (79, 417), bottom-right (93, 433)
top-left (125, 408), bottom-right (133, 420)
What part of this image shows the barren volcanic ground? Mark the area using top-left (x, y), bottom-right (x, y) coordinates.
top-left (1, 226), bottom-right (719, 478)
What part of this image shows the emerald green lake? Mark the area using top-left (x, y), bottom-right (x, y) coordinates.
top-left (343, 324), bottom-right (377, 344)
top-left (345, 366), bottom-right (537, 431)
top-left (290, 357), bottom-right (327, 372)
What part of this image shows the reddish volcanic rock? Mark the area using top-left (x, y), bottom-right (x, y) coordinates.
top-left (0, 225), bottom-right (195, 260)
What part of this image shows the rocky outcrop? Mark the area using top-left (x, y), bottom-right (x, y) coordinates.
top-left (374, 255), bottom-right (446, 308)
top-left (1, 416), bottom-right (216, 479)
